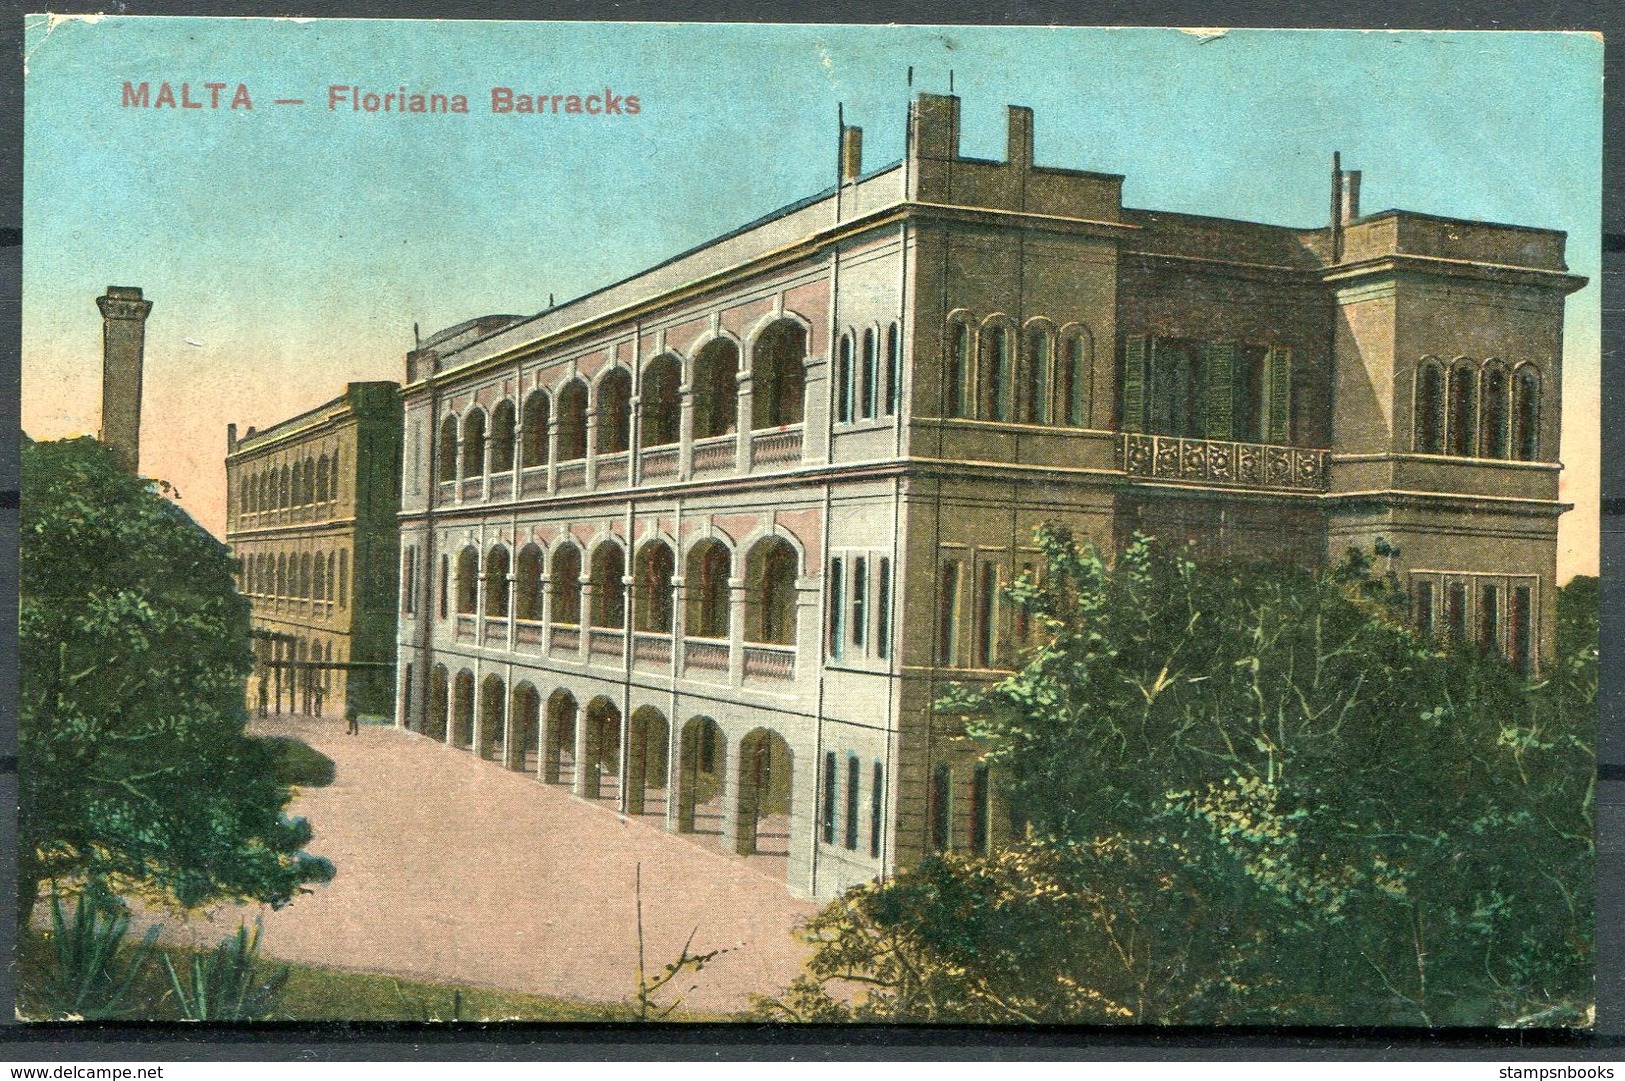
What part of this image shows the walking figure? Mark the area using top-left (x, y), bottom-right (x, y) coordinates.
top-left (346, 702), bottom-right (360, 736)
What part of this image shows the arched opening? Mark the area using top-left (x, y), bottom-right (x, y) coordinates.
top-left (551, 544), bottom-right (582, 625)
top-left (490, 399), bottom-right (516, 473)
top-left (583, 697), bottom-right (622, 801)
top-left (627, 706), bottom-right (670, 817)
top-left (861, 327), bottom-right (879, 419)
top-left (744, 537), bottom-right (798, 645)
top-left (455, 546), bottom-right (479, 615)
top-left (515, 543), bottom-right (544, 621)
top-left (1447, 362), bottom-right (1477, 457)
top-left (315, 455), bottom-right (330, 502)
top-left (521, 391), bottom-right (550, 468)
top-left (735, 728), bottom-right (792, 860)
top-left (1513, 366), bottom-right (1540, 461)
top-left (1480, 362), bottom-right (1509, 459)
top-left (641, 353), bottom-right (683, 447)
top-left (692, 341), bottom-right (740, 439)
top-left (685, 539), bottom-right (732, 639)
top-left (1023, 325), bottom-right (1052, 424)
top-left (427, 665), bottom-right (448, 740)
top-left (508, 683), bottom-right (541, 773)
top-left (544, 690), bottom-right (578, 786)
top-left (596, 368), bottom-right (632, 454)
top-left (461, 408), bottom-right (487, 479)
top-left (835, 333), bottom-right (853, 423)
top-left (751, 320), bottom-right (807, 430)
top-left (678, 716), bottom-right (726, 835)
top-left (980, 322), bottom-right (1014, 421)
top-left (437, 415), bottom-right (459, 480)
top-left (478, 674), bottom-right (505, 762)
top-left (275, 553), bottom-right (287, 598)
top-left (291, 460), bottom-right (304, 506)
top-left (1415, 359), bottom-right (1445, 454)
top-left (484, 544), bottom-right (510, 618)
top-left (451, 670), bottom-right (475, 750)
top-left (303, 457), bottom-right (316, 503)
top-left (634, 541), bottom-right (676, 633)
top-left (1057, 328), bottom-right (1091, 427)
top-left (279, 464), bottom-right (291, 507)
top-left (313, 552), bottom-right (326, 601)
top-left (590, 541), bottom-right (626, 629)
top-left (299, 553), bottom-right (312, 599)
top-left (946, 318), bottom-right (972, 419)
top-left (556, 381), bottom-right (588, 462)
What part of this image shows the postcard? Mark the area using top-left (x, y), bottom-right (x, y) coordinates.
top-left (17, 18), bottom-right (1602, 1026)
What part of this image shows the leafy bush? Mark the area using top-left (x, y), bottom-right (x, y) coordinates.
top-left (163, 921), bottom-right (290, 1021)
top-left (33, 887), bottom-right (161, 1020)
top-left (254, 737), bottom-right (336, 788)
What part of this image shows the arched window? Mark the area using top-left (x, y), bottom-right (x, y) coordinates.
top-left (590, 542), bottom-right (626, 629)
top-left (291, 461), bottom-right (304, 506)
top-left (313, 552), bottom-right (326, 601)
top-left (686, 539), bottom-right (732, 639)
top-left (335, 550), bottom-right (346, 607)
top-left (946, 318), bottom-right (972, 419)
top-left (299, 553), bottom-right (312, 600)
top-left (835, 333), bottom-right (853, 424)
top-left (861, 328), bottom-right (879, 419)
top-left (254, 473), bottom-right (265, 512)
top-left (461, 408), bottom-right (487, 479)
top-left (692, 342), bottom-right (739, 439)
top-left (515, 543), bottom-right (544, 621)
top-left (455, 546), bottom-right (478, 614)
top-left (1056, 327), bottom-right (1091, 428)
top-left (315, 455), bottom-right (330, 502)
top-left (885, 322), bottom-right (901, 416)
top-left (980, 322), bottom-right (1013, 421)
top-left (279, 464), bottom-right (291, 507)
top-left (438, 415), bottom-right (459, 480)
top-left (751, 320), bottom-right (808, 430)
top-left (484, 545), bottom-right (510, 617)
top-left (303, 457), bottom-right (316, 503)
top-left (1480, 362), bottom-right (1509, 459)
top-left (551, 545), bottom-right (582, 625)
top-left (1023, 324), bottom-right (1052, 424)
top-left (1447, 361), bottom-right (1477, 457)
top-left (556, 381), bottom-right (588, 462)
top-left (634, 541), bottom-right (676, 633)
top-left (641, 353), bottom-right (682, 447)
top-left (490, 400), bottom-right (516, 473)
top-left (1513, 365), bottom-right (1540, 461)
top-left (1415, 358), bottom-right (1445, 454)
top-left (596, 368), bottom-right (632, 454)
top-left (275, 553), bottom-right (287, 598)
top-left (521, 391), bottom-right (550, 468)
top-left (744, 537), bottom-right (798, 645)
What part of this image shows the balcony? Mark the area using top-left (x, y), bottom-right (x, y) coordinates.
top-left (520, 465), bottom-right (548, 497)
top-left (742, 643), bottom-right (795, 682)
top-left (555, 460), bottom-right (587, 490)
top-left (633, 631), bottom-right (673, 668)
top-left (750, 425), bottom-right (803, 467)
top-left (455, 614), bottom-right (478, 641)
top-left (641, 445), bottom-right (679, 480)
top-left (484, 616), bottom-right (508, 640)
top-left (489, 474), bottom-right (512, 501)
top-left (1120, 433), bottom-right (1328, 492)
top-left (589, 627), bottom-right (625, 659)
top-left (682, 637), bottom-right (729, 677)
top-left (550, 624), bottom-right (580, 655)
top-left (595, 452), bottom-right (629, 488)
top-left (691, 434), bottom-right (736, 474)
top-left (514, 618), bottom-right (544, 646)
top-left (460, 477), bottom-right (483, 501)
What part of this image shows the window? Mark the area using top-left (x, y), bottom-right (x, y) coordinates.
top-left (1149, 338), bottom-right (1202, 437)
top-left (861, 328), bottom-right (878, 420)
top-left (490, 400), bottom-right (516, 473)
top-left (946, 318), bottom-right (972, 419)
top-left (850, 556), bottom-right (867, 651)
top-left (551, 546), bottom-right (582, 625)
top-left (401, 545), bottom-right (417, 614)
top-left (337, 550), bottom-right (348, 608)
top-left (1478, 583), bottom-right (1499, 654)
top-left (556, 381), bottom-right (588, 461)
top-left (822, 750), bottom-right (837, 845)
top-left (751, 320), bottom-right (808, 429)
top-left (875, 557), bottom-right (892, 660)
top-left (937, 561), bottom-right (963, 667)
top-left (634, 542), bottom-right (676, 633)
top-left (692, 342), bottom-right (738, 439)
top-left (845, 754), bottom-right (861, 850)
top-left (836, 333), bottom-right (853, 424)
top-left (1447, 363), bottom-right (1477, 457)
top-left (745, 538), bottom-right (798, 645)
top-left (1024, 326), bottom-right (1051, 424)
top-left (461, 409), bottom-right (486, 479)
top-left (640, 353), bottom-right (682, 447)
top-left (975, 562), bottom-right (1000, 668)
top-left (521, 391), bottom-right (550, 468)
top-left (596, 368), bottom-right (632, 454)
top-left (1057, 329), bottom-right (1090, 428)
top-left (1415, 578), bottom-right (1434, 637)
top-left (1014, 561), bottom-right (1035, 644)
top-left (1513, 366), bottom-right (1540, 461)
top-left (885, 322), bottom-right (901, 416)
top-left (1510, 586), bottom-right (1533, 675)
top-left (685, 540), bottom-right (731, 639)
top-left (484, 545), bottom-right (510, 618)
top-left (589, 542), bottom-right (626, 628)
top-left (1415, 359), bottom-right (1445, 454)
top-left (971, 763), bottom-right (991, 855)
top-left (315, 456), bottom-right (330, 503)
top-left (439, 554), bottom-right (449, 620)
top-left (1446, 582), bottom-right (1467, 643)
top-left (869, 761), bottom-right (884, 858)
top-left (828, 557), bottom-right (845, 659)
top-left (516, 544), bottom-right (544, 621)
top-left (929, 764), bottom-right (952, 853)
top-left (1480, 364), bottom-right (1508, 459)
top-left (980, 323), bottom-right (1013, 421)
top-left (455, 547), bottom-right (477, 614)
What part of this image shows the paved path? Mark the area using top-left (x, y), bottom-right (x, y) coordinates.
top-left (160, 715), bottom-right (819, 1016)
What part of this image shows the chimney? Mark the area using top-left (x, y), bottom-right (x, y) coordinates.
top-left (1340, 169), bottom-right (1362, 223)
top-left (840, 124), bottom-right (864, 183)
top-left (96, 286), bottom-right (153, 473)
top-left (1006, 105), bottom-right (1034, 170)
top-left (227, 422), bottom-right (238, 453)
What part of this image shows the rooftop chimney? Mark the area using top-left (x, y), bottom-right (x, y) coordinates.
top-left (96, 286), bottom-right (152, 473)
top-left (840, 124), bottom-right (864, 183)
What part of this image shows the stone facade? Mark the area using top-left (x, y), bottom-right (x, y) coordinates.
top-left (226, 382), bottom-right (403, 718)
top-left (392, 93), bottom-right (1584, 900)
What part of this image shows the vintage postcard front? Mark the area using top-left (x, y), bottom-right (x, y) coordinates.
top-left (18, 19), bottom-right (1601, 1025)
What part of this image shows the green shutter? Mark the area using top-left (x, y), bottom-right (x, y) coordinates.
top-left (1266, 347), bottom-right (1293, 444)
top-left (1204, 342), bottom-right (1235, 440)
top-left (1121, 335), bottom-right (1148, 433)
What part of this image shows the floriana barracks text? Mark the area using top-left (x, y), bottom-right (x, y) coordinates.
top-left (120, 82), bottom-right (642, 115)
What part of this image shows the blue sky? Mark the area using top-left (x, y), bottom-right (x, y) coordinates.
top-left (21, 19), bottom-right (1602, 574)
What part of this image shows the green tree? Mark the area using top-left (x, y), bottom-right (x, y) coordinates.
top-left (19, 435), bottom-right (334, 927)
top-left (764, 527), bottom-right (1593, 1025)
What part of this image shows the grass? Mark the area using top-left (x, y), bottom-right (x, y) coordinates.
top-left (16, 931), bottom-right (737, 1022)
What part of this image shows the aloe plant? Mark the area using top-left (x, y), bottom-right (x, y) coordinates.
top-left (163, 921), bottom-right (289, 1021)
top-left (39, 887), bottom-right (161, 1020)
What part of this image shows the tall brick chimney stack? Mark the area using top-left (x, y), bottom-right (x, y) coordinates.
top-left (96, 286), bottom-right (153, 473)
